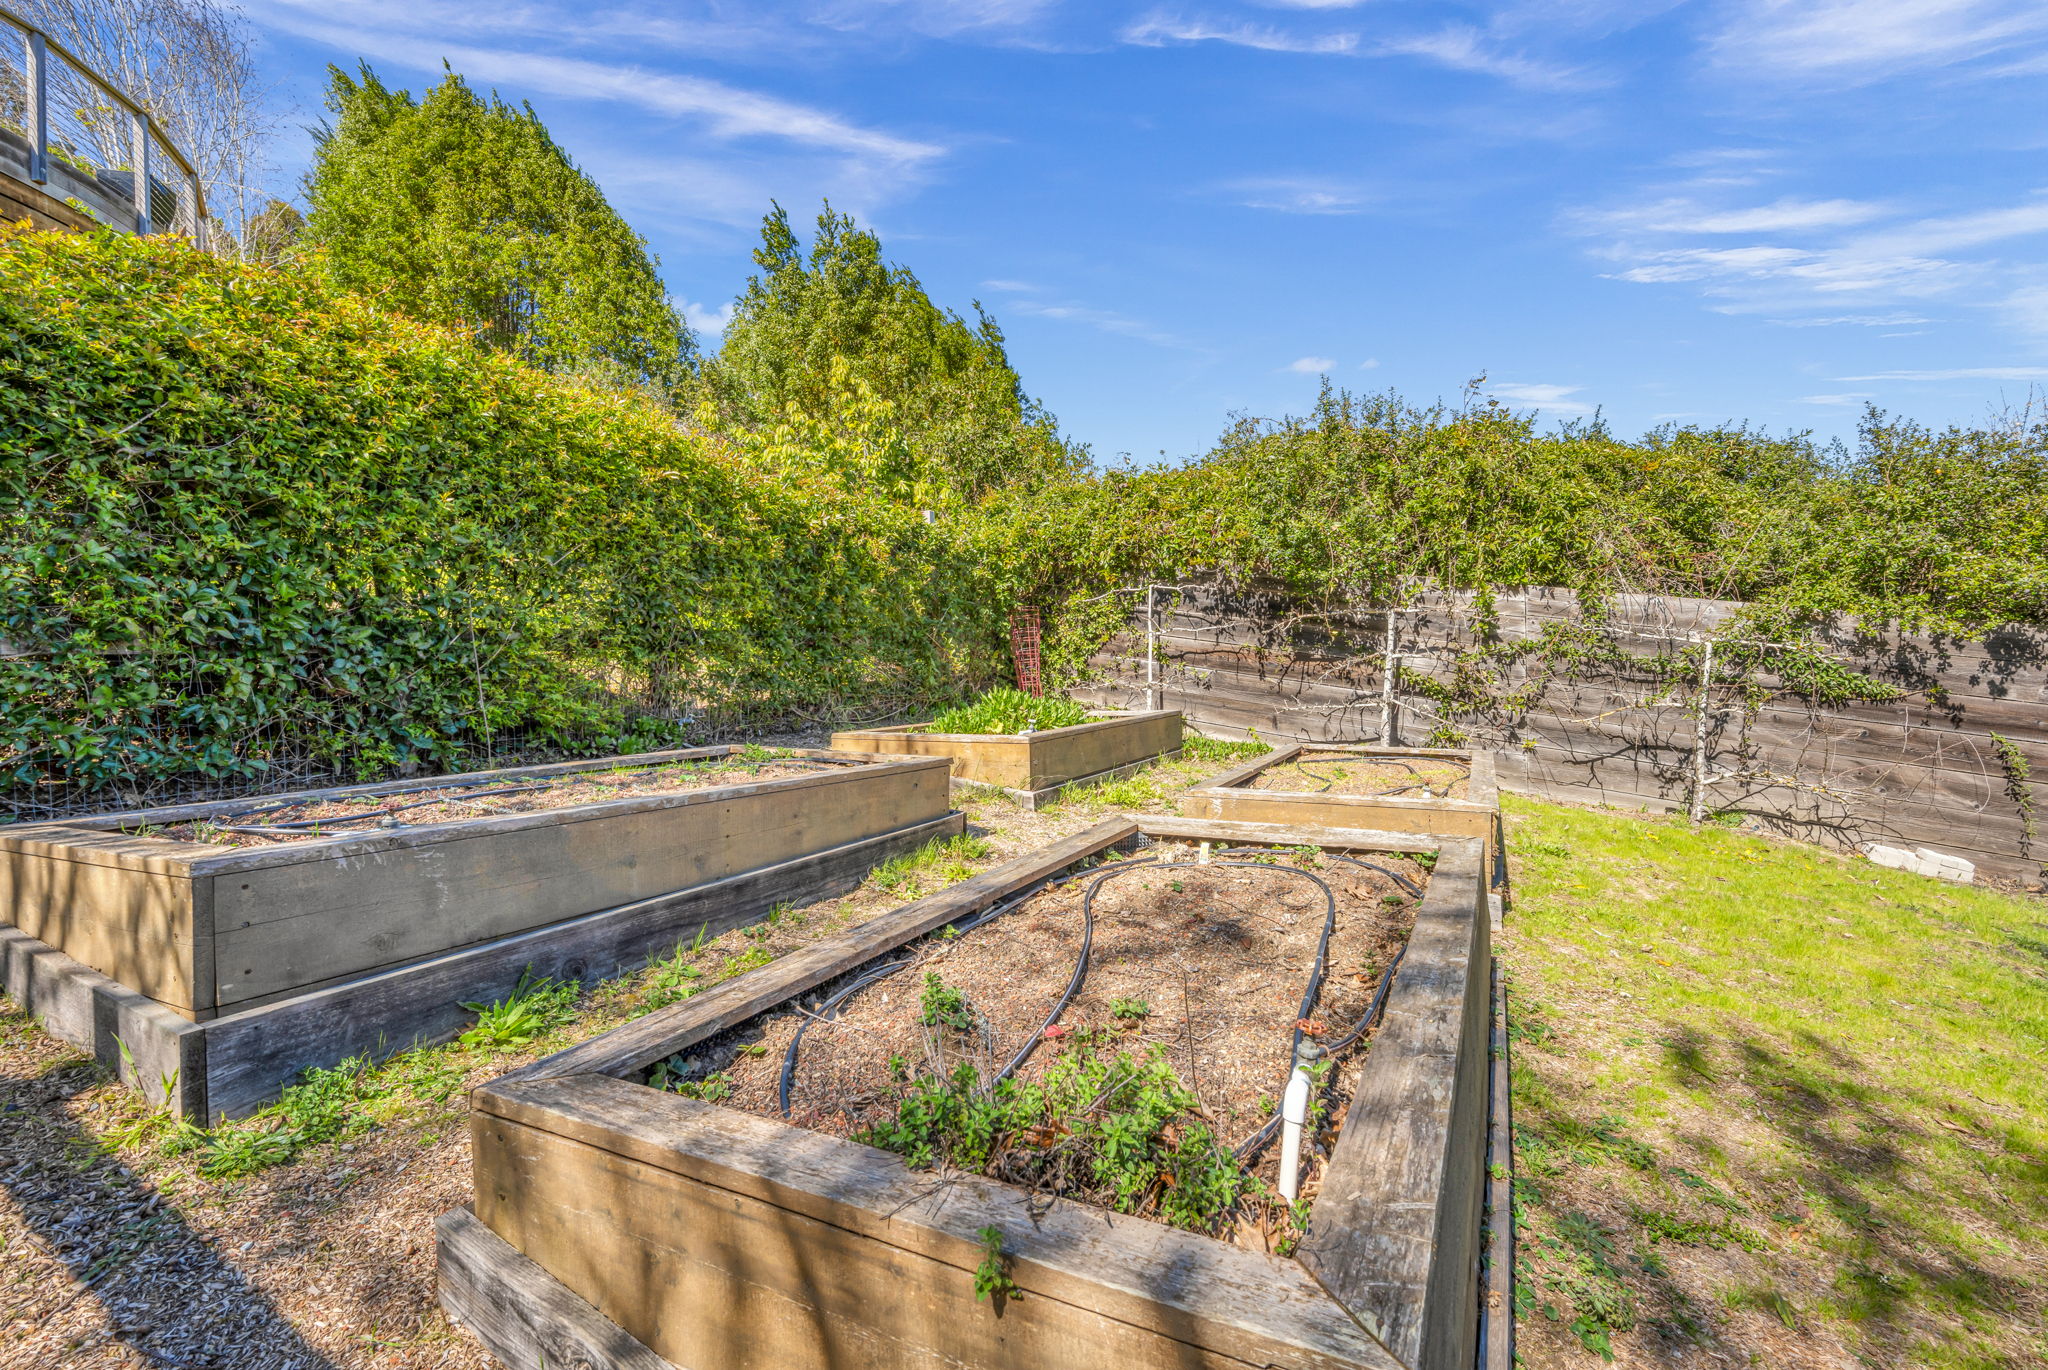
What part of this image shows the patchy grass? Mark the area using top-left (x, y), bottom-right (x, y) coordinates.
top-left (1502, 795), bottom-right (2048, 1368)
top-left (867, 832), bottom-right (995, 895)
top-left (1045, 737), bottom-right (1269, 814)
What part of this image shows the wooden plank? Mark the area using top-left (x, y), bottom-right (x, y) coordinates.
top-left (188, 755), bottom-right (949, 878)
top-left (1299, 839), bottom-right (1490, 1370)
top-left (472, 1080), bottom-right (1400, 1370)
top-left (198, 813), bottom-right (963, 1120)
top-left (505, 819), bottom-right (1138, 1085)
top-left (0, 925), bottom-right (209, 1119)
top-left (834, 713), bottom-right (1184, 792)
top-left (207, 762), bottom-right (950, 1007)
top-left (436, 1205), bottom-right (679, 1370)
top-left (1200, 745), bottom-right (1301, 791)
top-left (1482, 961), bottom-right (1514, 1370)
top-left (1137, 816), bottom-right (1441, 854)
top-left (990, 749), bottom-right (1183, 811)
top-left (0, 851), bottom-right (208, 1013)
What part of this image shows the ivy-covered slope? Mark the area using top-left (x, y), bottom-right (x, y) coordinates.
top-left (0, 229), bottom-right (1002, 797)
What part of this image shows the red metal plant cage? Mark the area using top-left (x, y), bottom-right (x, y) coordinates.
top-left (1009, 606), bottom-right (1043, 696)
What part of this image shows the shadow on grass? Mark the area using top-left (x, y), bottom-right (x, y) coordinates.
top-left (1659, 1022), bottom-right (2046, 1359)
top-left (0, 1027), bottom-right (339, 1370)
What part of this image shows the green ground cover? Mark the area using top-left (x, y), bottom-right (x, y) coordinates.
top-left (1502, 796), bottom-right (2048, 1367)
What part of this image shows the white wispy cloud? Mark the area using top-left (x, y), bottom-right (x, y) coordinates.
top-left (1574, 196), bottom-right (1887, 235)
top-left (1708, 0), bottom-right (2048, 82)
top-left (1377, 25), bottom-right (1600, 91)
top-left (1489, 382), bottom-right (1594, 413)
top-left (1226, 176), bottom-right (1371, 215)
top-left (1001, 295), bottom-right (1202, 351)
top-left (247, 5), bottom-right (941, 165)
top-left (1800, 392), bottom-right (1875, 404)
top-left (1359, 358), bottom-right (1380, 369)
top-left (1122, 14), bottom-right (1358, 54)
top-left (1574, 181), bottom-right (2048, 344)
top-left (980, 279), bottom-right (1041, 293)
top-left (1837, 367), bottom-right (2048, 380)
top-left (1283, 356), bottom-right (1336, 373)
top-left (1765, 312), bottom-right (1933, 327)
top-left (683, 299), bottom-right (736, 335)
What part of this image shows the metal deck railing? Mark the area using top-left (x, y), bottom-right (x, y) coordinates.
top-left (0, 3), bottom-right (207, 244)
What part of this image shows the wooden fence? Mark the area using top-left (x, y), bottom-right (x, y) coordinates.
top-left (1070, 582), bottom-right (2048, 887)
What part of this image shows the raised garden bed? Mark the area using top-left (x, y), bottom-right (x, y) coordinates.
top-left (828, 709), bottom-right (1184, 809)
top-left (1191, 744), bottom-right (1498, 855)
top-left (0, 747), bottom-right (959, 1120)
top-left (442, 813), bottom-right (1492, 1370)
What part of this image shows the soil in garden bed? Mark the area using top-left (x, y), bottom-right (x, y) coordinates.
top-left (657, 845), bottom-right (1422, 1251)
top-left (1242, 752), bottom-right (1471, 800)
top-left (144, 753), bottom-right (849, 847)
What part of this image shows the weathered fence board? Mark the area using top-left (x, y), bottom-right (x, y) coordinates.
top-left (1079, 582), bottom-right (2047, 884)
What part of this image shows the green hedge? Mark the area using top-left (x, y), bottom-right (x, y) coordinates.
top-left (0, 229), bottom-right (1003, 797)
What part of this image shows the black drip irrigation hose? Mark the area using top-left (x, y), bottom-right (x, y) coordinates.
top-left (776, 845), bottom-right (1399, 1150)
top-left (1215, 846), bottom-right (1425, 901)
top-left (775, 851), bottom-right (1166, 1112)
top-left (777, 957), bottom-right (914, 1116)
top-left (1232, 936), bottom-right (1410, 1161)
top-left (1287, 753), bottom-right (1471, 799)
top-left (994, 858), bottom-right (1338, 1088)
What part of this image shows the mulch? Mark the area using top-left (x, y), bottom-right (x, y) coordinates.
top-left (681, 846), bottom-right (1423, 1244)
top-left (153, 758), bottom-right (836, 848)
top-left (1244, 752), bottom-right (1471, 800)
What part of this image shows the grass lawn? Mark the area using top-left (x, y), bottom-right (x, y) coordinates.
top-left (1502, 795), bottom-right (2048, 1368)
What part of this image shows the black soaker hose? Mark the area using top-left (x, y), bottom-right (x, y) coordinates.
top-left (993, 859), bottom-right (1338, 1087)
top-left (775, 852), bottom-right (1166, 1112)
top-left (1233, 936), bottom-right (1411, 1161)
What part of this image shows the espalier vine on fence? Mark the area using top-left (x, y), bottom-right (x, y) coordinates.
top-left (4, 228), bottom-right (2047, 811)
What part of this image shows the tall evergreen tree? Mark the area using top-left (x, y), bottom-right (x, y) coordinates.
top-left (305, 65), bottom-right (690, 390)
top-left (703, 203), bottom-right (1083, 499)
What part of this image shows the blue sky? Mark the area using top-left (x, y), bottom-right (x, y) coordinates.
top-left (238, 1), bottom-right (2048, 464)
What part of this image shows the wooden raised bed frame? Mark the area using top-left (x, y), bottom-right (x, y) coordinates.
top-left (442, 814), bottom-right (1492, 1370)
top-left (1191, 745), bottom-right (1498, 874)
top-left (828, 709), bottom-right (1184, 809)
top-left (0, 747), bottom-right (960, 1120)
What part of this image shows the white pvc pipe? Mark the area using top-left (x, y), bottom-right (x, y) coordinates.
top-left (1278, 1063), bottom-right (1313, 1202)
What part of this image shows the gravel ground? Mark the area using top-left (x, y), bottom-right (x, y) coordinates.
top-left (1, 742), bottom-right (1266, 1369)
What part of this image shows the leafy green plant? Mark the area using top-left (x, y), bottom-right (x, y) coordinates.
top-left (920, 972), bottom-right (974, 1033)
top-left (973, 1226), bottom-right (1023, 1304)
top-left (858, 1039), bottom-right (1257, 1235)
top-left (927, 687), bottom-right (1089, 735)
top-left (459, 971), bottom-right (579, 1049)
top-left (1109, 997), bottom-right (1150, 1021)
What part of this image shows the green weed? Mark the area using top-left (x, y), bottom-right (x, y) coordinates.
top-left (458, 970), bottom-right (579, 1049)
top-left (919, 972), bottom-right (974, 1033)
top-left (870, 833), bottom-right (994, 896)
top-left (973, 1226), bottom-right (1023, 1304)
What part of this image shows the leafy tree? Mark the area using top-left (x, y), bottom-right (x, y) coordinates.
top-left (701, 202), bottom-right (1083, 500)
top-left (305, 64), bottom-right (690, 390)
top-left (239, 198), bottom-right (302, 264)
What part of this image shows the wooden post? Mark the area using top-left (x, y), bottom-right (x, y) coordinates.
top-left (1380, 608), bottom-right (1400, 746)
top-left (1145, 584), bottom-right (1158, 711)
top-left (130, 110), bottom-right (152, 234)
top-left (1688, 638), bottom-right (1713, 824)
top-left (25, 31), bottom-right (48, 183)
